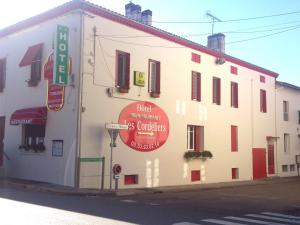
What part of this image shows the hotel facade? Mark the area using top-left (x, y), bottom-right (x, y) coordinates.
top-left (0, 0), bottom-right (299, 189)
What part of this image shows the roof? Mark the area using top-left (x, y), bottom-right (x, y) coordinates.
top-left (0, 0), bottom-right (279, 78)
top-left (276, 81), bottom-right (300, 92)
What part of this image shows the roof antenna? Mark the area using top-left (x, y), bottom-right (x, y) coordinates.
top-left (206, 12), bottom-right (222, 35)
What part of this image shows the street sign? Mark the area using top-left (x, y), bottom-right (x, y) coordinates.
top-left (108, 129), bottom-right (119, 147)
top-left (54, 25), bottom-right (69, 86)
top-left (105, 123), bottom-right (129, 130)
top-left (113, 164), bottom-right (122, 175)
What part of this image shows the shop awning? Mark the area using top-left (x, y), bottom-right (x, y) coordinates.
top-left (10, 107), bottom-right (47, 125)
top-left (19, 43), bottom-right (43, 67)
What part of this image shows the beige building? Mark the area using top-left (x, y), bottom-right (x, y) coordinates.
top-left (0, 0), bottom-right (298, 189)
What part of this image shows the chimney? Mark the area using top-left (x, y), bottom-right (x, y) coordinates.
top-left (141, 10), bottom-right (152, 26)
top-left (207, 33), bottom-right (225, 53)
top-left (125, 2), bottom-right (152, 25)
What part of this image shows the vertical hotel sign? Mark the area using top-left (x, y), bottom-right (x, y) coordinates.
top-left (54, 25), bottom-right (69, 86)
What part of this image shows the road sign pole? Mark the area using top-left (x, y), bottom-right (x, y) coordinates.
top-left (109, 131), bottom-right (113, 191)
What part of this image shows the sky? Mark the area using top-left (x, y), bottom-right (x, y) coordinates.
top-left (1, 0), bottom-right (300, 86)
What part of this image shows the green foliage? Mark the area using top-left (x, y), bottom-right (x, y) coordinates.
top-left (183, 150), bottom-right (213, 160)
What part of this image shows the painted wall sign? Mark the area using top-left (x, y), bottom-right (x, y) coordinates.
top-left (118, 101), bottom-right (169, 152)
top-left (54, 25), bottom-right (69, 85)
top-left (44, 52), bottom-right (65, 111)
top-left (134, 71), bottom-right (145, 87)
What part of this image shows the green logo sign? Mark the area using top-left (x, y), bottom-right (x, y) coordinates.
top-left (54, 25), bottom-right (69, 86)
top-left (134, 71), bottom-right (145, 87)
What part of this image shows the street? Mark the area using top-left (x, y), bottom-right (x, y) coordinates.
top-left (0, 178), bottom-right (300, 225)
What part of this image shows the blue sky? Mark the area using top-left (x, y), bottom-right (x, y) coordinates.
top-left (1, 0), bottom-right (300, 86)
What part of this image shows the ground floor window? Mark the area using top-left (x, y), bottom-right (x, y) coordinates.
top-left (124, 174), bottom-right (138, 185)
top-left (19, 124), bottom-right (45, 152)
top-left (191, 170), bottom-right (201, 182)
top-left (232, 168), bottom-right (239, 179)
top-left (282, 165), bottom-right (288, 172)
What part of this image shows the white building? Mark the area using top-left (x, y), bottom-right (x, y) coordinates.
top-left (276, 81), bottom-right (300, 177)
top-left (0, 0), bottom-right (298, 189)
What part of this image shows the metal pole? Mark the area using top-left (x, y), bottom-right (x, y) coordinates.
top-left (101, 157), bottom-right (105, 190)
top-left (109, 134), bottom-right (113, 191)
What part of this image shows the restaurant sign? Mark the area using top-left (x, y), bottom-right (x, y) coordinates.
top-left (118, 101), bottom-right (169, 152)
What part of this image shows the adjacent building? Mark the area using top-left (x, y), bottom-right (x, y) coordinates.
top-left (0, 0), bottom-right (298, 189)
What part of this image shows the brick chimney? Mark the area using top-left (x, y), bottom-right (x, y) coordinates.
top-left (207, 33), bottom-right (225, 53)
top-left (125, 2), bottom-right (152, 26)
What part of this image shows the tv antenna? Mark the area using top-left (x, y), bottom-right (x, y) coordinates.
top-left (206, 12), bottom-right (222, 35)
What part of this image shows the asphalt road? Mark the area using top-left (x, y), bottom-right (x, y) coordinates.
top-left (0, 178), bottom-right (300, 225)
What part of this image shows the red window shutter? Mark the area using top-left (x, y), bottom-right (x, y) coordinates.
top-left (191, 170), bottom-right (201, 182)
top-left (156, 62), bottom-right (161, 94)
top-left (234, 83), bottom-right (238, 108)
top-left (260, 89), bottom-right (267, 113)
top-left (230, 66), bottom-right (238, 75)
top-left (0, 59), bottom-right (6, 92)
top-left (194, 126), bottom-right (200, 151)
top-left (125, 53), bottom-right (130, 89)
top-left (191, 73), bottom-right (196, 100)
top-left (260, 76), bottom-right (265, 83)
top-left (191, 53), bottom-right (201, 63)
top-left (124, 175), bottom-right (138, 185)
top-left (231, 126), bottom-right (238, 152)
top-left (217, 78), bottom-right (221, 105)
top-left (197, 74), bottom-right (201, 101)
top-left (232, 168), bottom-right (238, 179)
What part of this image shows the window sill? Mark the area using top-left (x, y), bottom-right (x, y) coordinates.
top-left (150, 92), bottom-right (160, 98)
top-left (27, 79), bottom-right (39, 87)
top-left (118, 87), bottom-right (129, 93)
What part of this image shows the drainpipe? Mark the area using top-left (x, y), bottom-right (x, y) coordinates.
top-left (74, 9), bottom-right (85, 188)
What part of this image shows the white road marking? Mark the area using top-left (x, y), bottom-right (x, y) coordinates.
top-left (224, 216), bottom-right (287, 225)
top-left (246, 214), bottom-right (300, 224)
top-left (201, 219), bottom-right (246, 225)
top-left (172, 222), bottom-right (201, 225)
top-left (262, 212), bottom-right (300, 220)
top-left (120, 199), bottom-right (137, 203)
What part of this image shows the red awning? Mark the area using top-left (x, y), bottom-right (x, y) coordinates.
top-left (19, 43), bottom-right (43, 67)
top-left (10, 107), bottom-right (47, 125)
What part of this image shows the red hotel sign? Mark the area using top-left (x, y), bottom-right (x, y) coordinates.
top-left (44, 52), bottom-right (66, 111)
top-left (119, 101), bottom-right (169, 152)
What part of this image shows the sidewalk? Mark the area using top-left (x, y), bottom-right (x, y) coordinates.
top-left (0, 176), bottom-right (299, 197)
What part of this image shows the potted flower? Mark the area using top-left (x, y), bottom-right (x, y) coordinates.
top-left (183, 150), bottom-right (213, 161)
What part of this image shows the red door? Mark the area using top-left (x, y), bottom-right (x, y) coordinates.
top-left (268, 145), bottom-right (275, 175)
top-left (0, 117), bottom-right (5, 167)
top-left (252, 148), bottom-right (267, 179)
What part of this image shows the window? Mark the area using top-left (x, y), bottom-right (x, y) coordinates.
top-left (148, 59), bottom-right (161, 97)
top-left (212, 77), bottom-right (221, 105)
top-left (230, 82), bottom-right (238, 108)
top-left (290, 164), bottom-right (295, 172)
top-left (28, 49), bottom-right (42, 87)
top-left (116, 50), bottom-right (130, 93)
top-left (124, 174), bottom-right (138, 185)
top-left (260, 89), bottom-right (267, 113)
top-left (284, 133), bottom-right (290, 153)
top-left (191, 53), bottom-right (201, 63)
top-left (22, 124), bottom-right (45, 148)
top-left (191, 71), bottom-right (201, 101)
top-left (191, 170), bottom-right (201, 182)
top-left (0, 58), bottom-right (6, 92)
top-left (283, 101), bottom-right (289, 121)
top-left (260, 75), bottom-right (265, 83)
top-left (282, 165), bottom-right (288, 172)
top-left (19, 43), bottom-right (43, 87)
top-left (298, 111), bottom-right (300, 124)
top-left (187, 125), bottom-right (204, 151)
top-left (231, 126), bottom-right (238, 152)
top-left (232, 168), bottom-right (239, 179)
top-left (230, 66), bottom-right (238, 75)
